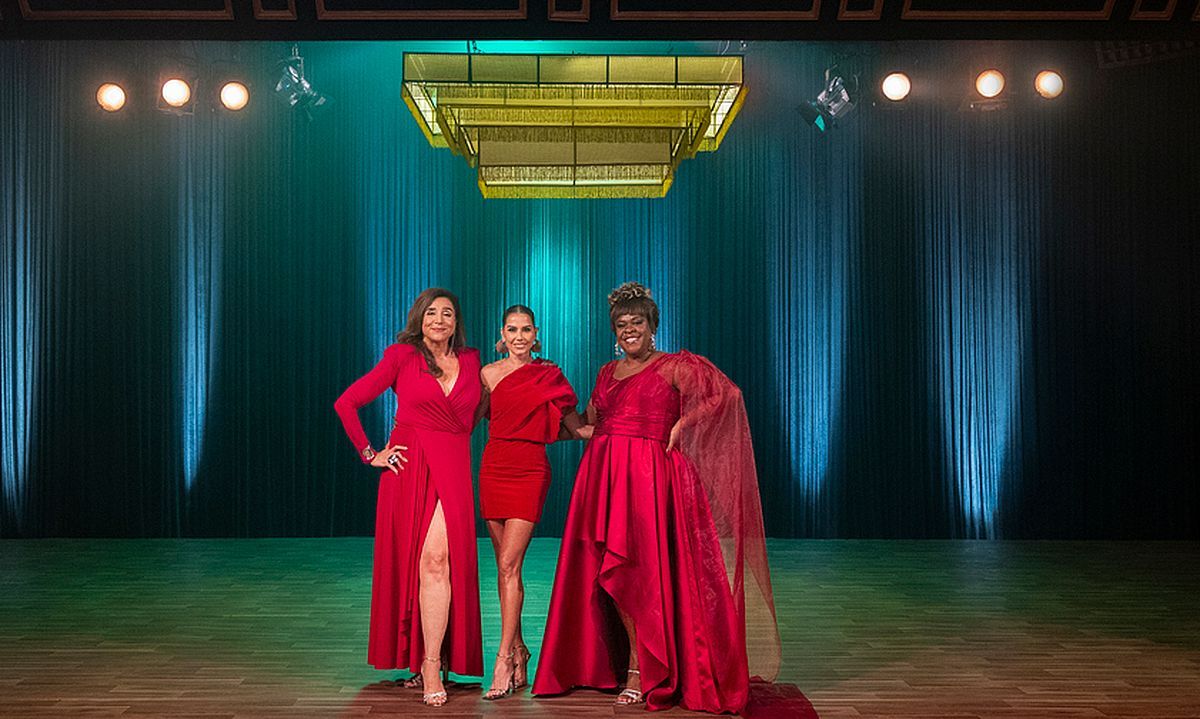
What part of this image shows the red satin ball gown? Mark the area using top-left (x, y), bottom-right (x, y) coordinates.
top-left (479, 360), bottom-right (578, 523)
top-left (532, 351), bottom-right (781, 713)
top-left (334, 343), bottom-right (484, 677)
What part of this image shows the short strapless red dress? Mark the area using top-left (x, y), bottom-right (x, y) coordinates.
top-left (479, 360), bottom-right (577, 523)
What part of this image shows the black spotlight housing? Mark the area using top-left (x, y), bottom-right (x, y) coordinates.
top-left (802, 69), bottom-right (859, 132)
top-left (274, 45), bottom-right (329, 120)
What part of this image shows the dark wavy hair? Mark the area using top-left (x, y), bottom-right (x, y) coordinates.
top-left (608, 282), bottom-right (659, 334)
top-left (496, 304), bottom-right (542, 354)
top-left (395, 287), bottom-right (467, 377)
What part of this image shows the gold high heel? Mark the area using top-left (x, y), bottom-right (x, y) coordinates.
top-left (482, 650), bottom-right (516, 700)
top-left (420, 656), bottom-right (448, 707)
top-left (513, 643), bottom-right (532, 689)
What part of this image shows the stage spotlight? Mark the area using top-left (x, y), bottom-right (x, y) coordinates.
top-left (161, 78), bottom-right (192, 108)
top-left (975, 69), bottom-right (1005, 99)
top-left (800, 68), bottom-right (858, 132)
top-left (275, 45), bottom-right (329, 119)
top-left (96, 83), bottom-right (126, 112)
top-left (220, 81), bottom-right (250, 111)
top-left (1035, 70), bottom-right (1064, 99)
top-left (881, 72), bottom-right (911, 101)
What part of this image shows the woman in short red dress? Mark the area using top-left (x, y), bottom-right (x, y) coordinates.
top-left (533, 283), bottom-right (781, 713)
top-left (334, 288), bottom-right (483, 707)
top-left (477, 304), bottom-right (581, 700)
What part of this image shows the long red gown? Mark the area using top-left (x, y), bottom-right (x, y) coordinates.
top-left (334, 342), bottom-right (484, 677)
top-left (479, 360), bottom-right (577, 523)
top-left (533, 351), bottom-right (780, 713)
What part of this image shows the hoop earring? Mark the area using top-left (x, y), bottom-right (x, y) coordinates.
top-left (494, 338), bottom-right (506, 354)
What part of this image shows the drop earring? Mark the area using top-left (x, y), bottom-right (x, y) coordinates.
top-left (613, 341), bottom-right (622, 357)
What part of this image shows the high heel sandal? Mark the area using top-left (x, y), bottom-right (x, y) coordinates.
top-left (615, 668), bottom-right (644, 706)
top-left (482, 650), bottom-right (516, 700)
top-left (512, 643), bottom-right (532, 689)
top-left (420, 656), bottom-right (448, 707)
top-left (402, 655), bottom-right (449, 689)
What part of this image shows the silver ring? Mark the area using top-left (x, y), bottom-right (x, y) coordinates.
top-left (388, 455), bottom-right (399, 465)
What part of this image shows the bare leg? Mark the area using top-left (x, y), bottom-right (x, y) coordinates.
top-left (485, 518), bottom-right (535, 695)
top-left (615, 604), bottom-right (642, 704)
top-left (419, 501), bottom-right (451, 701)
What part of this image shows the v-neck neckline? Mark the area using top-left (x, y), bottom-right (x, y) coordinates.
top-left (437, 373), bottom-right (458, 398)
top-left (431, 351), bottom-right (461, 398)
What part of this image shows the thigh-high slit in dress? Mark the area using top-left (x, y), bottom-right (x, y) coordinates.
top-left (334, 343), bottom-right (484, 677)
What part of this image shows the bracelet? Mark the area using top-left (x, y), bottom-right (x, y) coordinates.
top-left (360, 446), bottom-right (377, 463)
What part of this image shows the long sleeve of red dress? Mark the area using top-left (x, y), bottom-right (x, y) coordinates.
top-left (333, 345), bottom-right (402, 457)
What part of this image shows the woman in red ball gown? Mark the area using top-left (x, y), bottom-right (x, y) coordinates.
top-left (477, 304), bottom-right (581, 700)
top-left (334, 288), bottom-right (483, 707)
top-left (532, 282), bottom-right (781, 713)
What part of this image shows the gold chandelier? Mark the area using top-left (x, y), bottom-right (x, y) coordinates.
top-left (402, 53), bottom-right (746, 199)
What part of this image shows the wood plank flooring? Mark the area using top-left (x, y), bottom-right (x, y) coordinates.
top-left (1, 539), bottom-right (1198, 718)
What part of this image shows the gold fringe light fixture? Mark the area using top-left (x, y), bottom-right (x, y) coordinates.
top-left (402, 52), bottom-right (746, 199)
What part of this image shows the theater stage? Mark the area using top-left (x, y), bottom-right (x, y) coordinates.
top-left (2, 539), bottom-right (1198, 718)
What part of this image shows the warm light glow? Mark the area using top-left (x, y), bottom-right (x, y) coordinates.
top-left (96, 83), bottom-right (126, 112)
top-left (975, 69), bottom-right (1005, 99)
top-left (881, 72), bottom-right (911, 101)
top-left (1034, 70), bottom-right (1064, 99)
top-left (161, 78), bottom-right (192, 108)
top-left (403, 52), bottom-right (744, 199)
top-left (220, 82), bottom-right (249, 111)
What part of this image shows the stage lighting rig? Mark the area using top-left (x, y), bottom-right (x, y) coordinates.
top-left (1034, 70), bottom-right (1064, 99)
top-left (275, 45), bottom-right (329, 120)
top-left (799, 67), bottom-right (859, 132)
top-left (219, 81), bottom-right (250, 111)
top-left (881, 72), bottom-right (911, 102)
top-left (96, 83), bottom-right (126, 112)
top-left (157, 67), bottom-right (198, 115)
top-left (961, 66), bottom-right (1010, 113)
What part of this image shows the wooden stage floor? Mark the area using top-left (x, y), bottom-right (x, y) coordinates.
top-left (2, 539), bottom-right (1198, 718)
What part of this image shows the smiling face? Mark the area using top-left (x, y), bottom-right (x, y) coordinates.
top-left (422, 296), bottom-right (457, 345)
top-left (501, 311), bottom-right (537, 359)
top-left (614, 313), bottom-right (653, 358)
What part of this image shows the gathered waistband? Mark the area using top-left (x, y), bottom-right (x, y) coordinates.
top-left (595, 427), bottom-right (668, 444)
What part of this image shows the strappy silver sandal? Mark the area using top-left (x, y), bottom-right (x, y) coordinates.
top-left (419, 656), bottom-right (448, 707)
top-left (615, 668), bottom-right (644, 706)
top-left (482, 650), bottom-right (517, 700)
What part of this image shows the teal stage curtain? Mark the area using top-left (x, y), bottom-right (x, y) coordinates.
top-left (1, 40), bottom-right (1197, 538)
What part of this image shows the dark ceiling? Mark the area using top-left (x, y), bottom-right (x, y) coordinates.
top-left (2, 0), bottom-right (1199, 41)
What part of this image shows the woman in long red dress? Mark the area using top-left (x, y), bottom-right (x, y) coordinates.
top-left (532, 282), bottom-right (781, 713)
top-left (334, 287), bottom-right (483, 707)
top-left (477, 304), bottom-right (581, 700)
